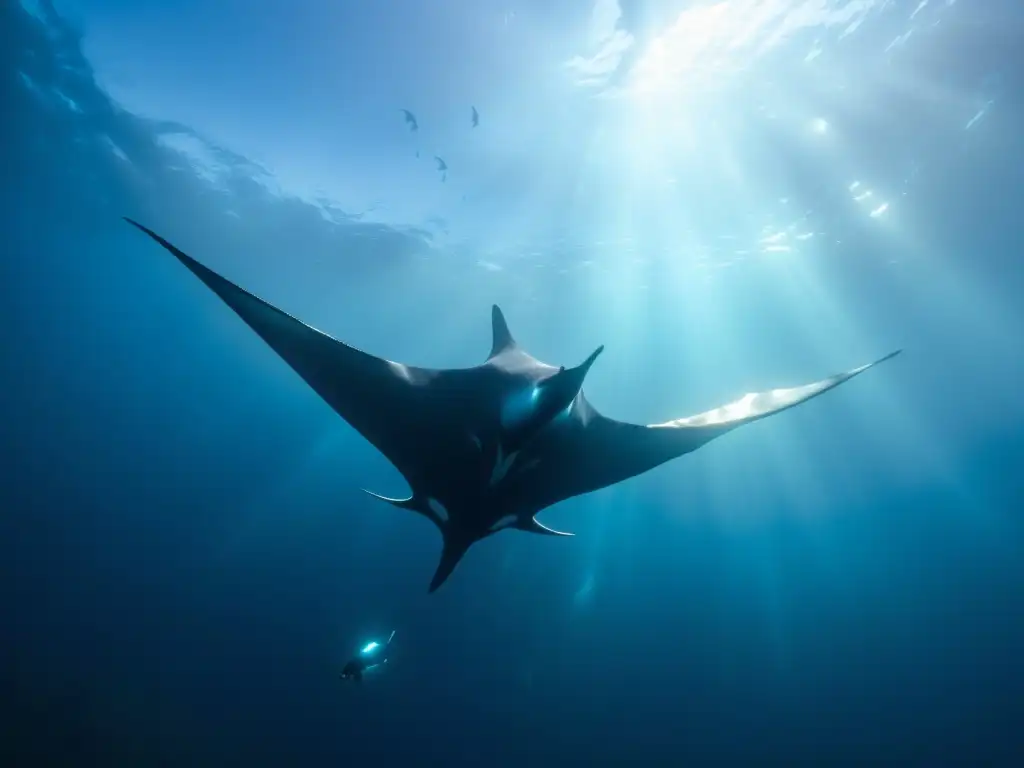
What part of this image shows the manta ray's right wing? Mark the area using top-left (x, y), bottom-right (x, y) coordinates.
top-left (515, 351), bottom-right (902, 513)
top-left (648, 349), bottom-right (901, 437)
top-left (124, 219), bottom-right (441, 481)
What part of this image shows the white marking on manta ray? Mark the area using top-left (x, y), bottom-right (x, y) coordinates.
top-left (427, 497), bottom-right (449, 523)
top-left (387, 360), bottom-right (414, 382)
top-left (657, 381), bottom-right (836, 428)
top-left (488, 514), bottom-right (518, 533)
top-left (655, 390), bottom-right (770, 427)
top-left (469, 433), bottom-right (482, 451)
top-left (489, 443), bottom-right (520, 487)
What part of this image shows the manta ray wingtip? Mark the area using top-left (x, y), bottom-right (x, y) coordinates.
top-left (862, 349), bottom-right (903, 372)
top-left (122, 217), bottom-right (208, 276)
top-left (123, 216), bottom-right (151, 235)
top-left (122, 216), bottom-right (163, 240)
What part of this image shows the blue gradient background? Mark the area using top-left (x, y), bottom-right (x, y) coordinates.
top-left (3, 1), bottom-right (1023, 765)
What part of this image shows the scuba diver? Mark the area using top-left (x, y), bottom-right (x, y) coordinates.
top-left (340, 630), bottom-right (395, 682)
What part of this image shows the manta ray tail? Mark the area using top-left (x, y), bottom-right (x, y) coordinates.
top-left (429, 535), bottom-right (471, 593)
top-left (360, 490), bottom-right (466, 592)
top-left (518, 517), bottom-right (574, 536)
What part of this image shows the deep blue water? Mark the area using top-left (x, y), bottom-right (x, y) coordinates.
top-left (3, 1), bottom-right (1024, 766)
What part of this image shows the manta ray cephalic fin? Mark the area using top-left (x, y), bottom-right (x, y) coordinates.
top-left (361, 489), bottom-right (449, 532)
top-left (360, 489), bottom-right (415, 508)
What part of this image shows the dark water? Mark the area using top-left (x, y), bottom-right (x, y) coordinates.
top-left (3, 2), bottom-right (1024, 765)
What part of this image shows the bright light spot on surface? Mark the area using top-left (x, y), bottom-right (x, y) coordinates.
top-left (565, 0), bottom-right (635, 85)
top-left (630, 2), bottom-right (740, 97)
top-left (760, 230), bottom-right (793, 254)
top-left (885, 29), bottom-right (914, 52)
top-left (810, 118), bottom-right (829, 134)
top-left (849, 181), bottom-right (889, 218)
top-left (605, 0), bottom-right (885, 97)
top-left (965, 100), bottom-right (993, 130)
top-left (909, 0), bottom-right (930, 21)
top-left (361, 641), bottom-right (380, 654)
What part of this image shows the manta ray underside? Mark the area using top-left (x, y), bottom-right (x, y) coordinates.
top-left (125, 218), bottom-right (901, 592)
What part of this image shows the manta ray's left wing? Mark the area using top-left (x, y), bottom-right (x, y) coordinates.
top-left (512, 351), bottom-right (901, 513)
top-left (124, 219), bottom-right (443, 482)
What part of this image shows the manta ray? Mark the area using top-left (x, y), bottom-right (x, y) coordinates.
top-left (125, 219), bottom-right (900, 592)
top-left (400, 109), bottom-right (418, 132)
top-left (433, 156), bottom-right (448, 182)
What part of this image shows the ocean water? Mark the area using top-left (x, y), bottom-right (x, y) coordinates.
top-left (3, 1), bottom-right (1024, 765)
